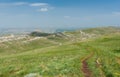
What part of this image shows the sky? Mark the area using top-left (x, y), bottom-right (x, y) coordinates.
top-left (0, 0), bottom-right (120, 29)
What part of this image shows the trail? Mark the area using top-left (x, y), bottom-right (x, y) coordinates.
top-left (81, 52), bottom-right (94, 77)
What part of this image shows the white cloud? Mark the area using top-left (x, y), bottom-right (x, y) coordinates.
top-left (0, 2), bottom-right (28, 6)
top-left (64, 16), bottom-right (71, 19)
top-left (0, 2), bottom-right (53, 12)
top-left (30, 3), bottom-right (48, 7)
top-left (0, 2), bottom-right (49, 7)
top-left (37, 8), bottom-right (48, 12)
top-left (13, 2), bottom-right (28, 6)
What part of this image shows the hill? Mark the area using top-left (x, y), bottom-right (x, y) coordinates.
top-left (0, 26), bottom-right (120, 77)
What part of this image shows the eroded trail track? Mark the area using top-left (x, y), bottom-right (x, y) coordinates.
top-left (81, 52), bottom-right (94, 77)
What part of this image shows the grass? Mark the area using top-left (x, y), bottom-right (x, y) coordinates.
top-left (0, 43), bottom-right (89, 77)
top-left (84, 34), bottom-right (120, 77)
top-left (0, 27), bottom-right (120, 77)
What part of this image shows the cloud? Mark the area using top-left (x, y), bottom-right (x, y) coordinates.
top-left (0, 2), bottom-right (49, 7)
top-left (37, 8), bottom-right (48, 12)
top-left (30, 3), bottom-right (51, 12)
top-left (0, 2), bottom-right (28, 6)
top-left (30, 3), bottom-right (48, 7)
top-left (13, 2), bottom-right (28, 6)
top-left (0, 2), bottom-right (53, 12)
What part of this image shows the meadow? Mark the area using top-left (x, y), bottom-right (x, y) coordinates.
top-left (0, 27), bottom-right (120, 77)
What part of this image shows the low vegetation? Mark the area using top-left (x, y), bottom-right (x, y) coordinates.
top-left (0, 27), bottom-right (120, 77)
top-left (30, 31), bottom-right (51, 37)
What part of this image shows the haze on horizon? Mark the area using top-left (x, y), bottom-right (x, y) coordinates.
top-left (0, 0), bottom-right (120, 29)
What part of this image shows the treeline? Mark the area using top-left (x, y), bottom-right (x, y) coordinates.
top-left (29, 31), bottom-right (66, 38)
top-left (30, 31), bottom-right (52, 37)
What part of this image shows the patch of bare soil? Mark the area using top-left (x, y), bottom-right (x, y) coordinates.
top-left (81, 52), bottom-right (94, 77)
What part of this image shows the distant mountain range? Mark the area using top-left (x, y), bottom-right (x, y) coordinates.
top-left (0, 26), bottom-right (119, 36)
top-left (0, 28), bottom-right (40, 35)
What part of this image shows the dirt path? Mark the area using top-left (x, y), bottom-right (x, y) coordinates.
top-left (81, 52), bottom-right (94, 77)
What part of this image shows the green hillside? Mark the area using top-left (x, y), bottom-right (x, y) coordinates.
top-left (0, 27), bottom-right (120, 77)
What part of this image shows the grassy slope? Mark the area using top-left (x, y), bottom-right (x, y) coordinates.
top-left (84, 34), bottom-right (120, 77)
top-left (0, 36), bottom-right (68, 56)
top-left (0, 27), bottom-right (120, 77)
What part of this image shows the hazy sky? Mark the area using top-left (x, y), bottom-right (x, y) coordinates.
top-left (0, 0), bottom-right (120, 29)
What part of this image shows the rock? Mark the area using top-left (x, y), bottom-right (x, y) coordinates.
top-left (24, 73), bottom-right (41, 77)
